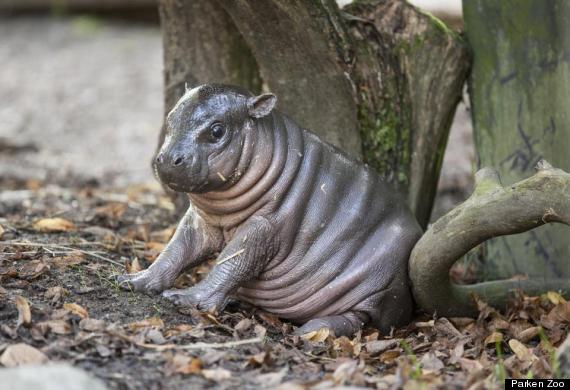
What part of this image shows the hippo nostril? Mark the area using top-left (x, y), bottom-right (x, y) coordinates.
top-left (173, 156), bottom-right (184, 166)
top-left (156, 153), bottom-right (164, 164)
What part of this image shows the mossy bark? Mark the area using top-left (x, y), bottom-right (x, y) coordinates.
top-left (157, 0), bottom-right (469, 227)
top-left (464, 0), bottom-right (570, 280)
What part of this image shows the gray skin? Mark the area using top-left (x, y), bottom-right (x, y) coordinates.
top-left (117, 84), bottom-right (422, 336)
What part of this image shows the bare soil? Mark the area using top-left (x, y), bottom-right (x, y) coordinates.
top-left (0, 180), bottom-right (567, 389)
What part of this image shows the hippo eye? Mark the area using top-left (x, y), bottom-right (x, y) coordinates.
top-left (209, 123), bottom-right (226, 142)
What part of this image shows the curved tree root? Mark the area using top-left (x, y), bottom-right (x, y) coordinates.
top-left (409, 160), bottom-right (570, 317)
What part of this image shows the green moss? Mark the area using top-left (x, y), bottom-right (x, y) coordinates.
top-left (358, 101), bottom-right (411, 189)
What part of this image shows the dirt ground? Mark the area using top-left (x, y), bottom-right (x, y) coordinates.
top-left (5, 14), bottom-right (565, 390)
top-left (0, 182), bottom-right (567, 389)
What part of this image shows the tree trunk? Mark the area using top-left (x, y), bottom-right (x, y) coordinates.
top-left (464, 0), bottom-right (570, 280)
top-left (157, 0), bottom-right (469, 228)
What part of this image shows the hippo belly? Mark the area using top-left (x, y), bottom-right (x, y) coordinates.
top-left (237, 131), bottom-right (417, 331)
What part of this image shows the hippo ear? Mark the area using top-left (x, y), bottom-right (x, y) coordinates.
top-left (247, 93), bottom-right (277, 118)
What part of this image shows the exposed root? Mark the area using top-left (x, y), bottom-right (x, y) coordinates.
top-left (409, 160), bottom-right (570, 317)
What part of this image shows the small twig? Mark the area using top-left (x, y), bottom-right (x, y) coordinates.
top-left (0, 241), bottom-right (124, 268)
top-left (108, 329), bottom-right (262, 351)
top-left (216, 249), bottom-right (245, 265)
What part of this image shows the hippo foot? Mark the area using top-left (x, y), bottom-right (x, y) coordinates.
top-left (115, 270), bottom-right (170, 294)
top-left (162, 285), bottom-right (227, 312)
top-left (295, 312), bottom-right (367, 337)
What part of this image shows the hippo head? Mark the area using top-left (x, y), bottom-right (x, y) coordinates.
top-left (155, 84), bottom-right (277, 193)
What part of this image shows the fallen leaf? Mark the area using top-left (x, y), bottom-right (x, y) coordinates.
top-left (38, 320), bottom-right (72, 335)
top-left (234, 318), bottom-right (252, 335)
top-left (126, 257), bottom-right (142, 274)
top-left (0, 343), bottom-right (48, 367)
top-left (254, 368), bottom-right (288, 387)
top-left (32, 218), bottom-right (75, 233)
top-left (167, 354), bottom-right (202, 375)
top-left (63, 302), bottom-right (88, 319)
top-left (18, 260), bottom-right (50, 280)
top-left (545, 291), bottom-right (566, 305)
top-left (44, 286), bottom-right (68, 304)
top-left (543, 302), bottom-right (570, 328)
top-left (420, 351), bottom-right (444, 373)
top-left (164, 324), bottom-right (194, 338)
top-left (0, 225), bottom-right (4, 239)
top-left (332, 360), bottom-right (359, 385)
top-left (333, 336), bottom-right (354, 357)
top-left (517, 326), bottom-right (541, 343)
top-left (254, 324), bottom-right (267, 339)
top-left (79, 318), bottom-right (106, 332)
top-left (508, 339), bottom-right (533, 361)
top-left (94, 203), bottom-right (127, 221)
top-left (379, 349), bottom-right (401, 364)
top-left (366, 339), bottom-right (398, 355)
top-left (435, 318), bottom-right (462, 338)
top-left (202, 368), bottom-right (232, 381)
top-left (246, 351), bottom-right (270, 367)
top-left (15, 296), bottom-right (31, 328)
top-left (127, 317), bottom-right (164, 331)
top-left (484, 332), bottom-right (503, 345)
top-left (49, 252), bottom-right (84, 268)
top-left (301, 327), bottom-right (330, 343)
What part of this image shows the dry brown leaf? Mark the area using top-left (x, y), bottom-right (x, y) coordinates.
top-left (545, 291), bottom-right (566, 305)
top-left (126, 257), bottom-right (142, 274)
top-left (167, 354), bottom-right (202, 375)
top-left (127, 317), bottom-right (165, 330)
top-left (44, 286), bottom-right (68, 304)
top-left (379, 349), bottom-right (401, 364)
top-left (458, 357), bottom-right (484, 372)
top-left (164, 324), bottom-right (194, 338)
top-left (15, 295), bottom-right (31, 328)
top-left (420, 351), bottom-right (444, 373)
top-left (435, 318), bottom-right (462, 338)
top-left (234, 318), bottom-right (252, 335)
top-left (484, 331), bottom-right (503, 345)
top-left (0, 225), bottom-right (4, 239)
top-left (543, 302), bottom-right (570, 327)
top-left (254, 324), bottom-right (267, 339)
top-left (517, 326), bottom-right (541, 343)
top-left (94, 202), bottom-right (127, 221)
top-left (49, 252), bottom-right (84, 268)
top-left (32, 218), bottom-right (75, 233)
top-left (246, 351), bottom-right (270, 367)
top-left (79, 318), bottom-right (106, 332)
top-left (0, 343), bottom-right (48, 367)
top-left (63, 302), bottom-right (88, 319)
top-left (39, 319), bottom-right (72, 335)
top-left (18, 260), bottom-right (50, 280)
top-left (333, 336), bottom-right (354, 357)
top-left (301, 327), bottom-right (330, 343)
top-left (366, 339), bottom-right (398, 355)
top-left (508, 339), bottom-right (533, 361)
top-left (202, 368), bottom-right (232, 381)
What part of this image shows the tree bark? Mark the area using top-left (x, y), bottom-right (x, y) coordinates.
top-left (158, 0), bottom-right (469, 227)
top-left (410, 161), bottom-right (570, 317)
top-left (464, 0), bottom-right (570, 280)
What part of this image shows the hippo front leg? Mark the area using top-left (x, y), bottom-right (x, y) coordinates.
top-left (163, 216), bottom-right (277, 312)
top-left (117, 206), bottom-right (223, 293)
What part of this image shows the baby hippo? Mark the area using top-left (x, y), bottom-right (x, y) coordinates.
top-left (117, 84), bottom-right (422, 336)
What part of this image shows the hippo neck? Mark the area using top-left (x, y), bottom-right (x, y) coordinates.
top-left (188, 112), bottom-right (303, 228)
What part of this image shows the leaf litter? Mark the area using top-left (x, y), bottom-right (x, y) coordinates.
top-left (0, 180), bottom-right (568, 389)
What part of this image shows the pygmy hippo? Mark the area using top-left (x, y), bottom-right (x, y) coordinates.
top-left (117, 84), bottom-right (422, 336)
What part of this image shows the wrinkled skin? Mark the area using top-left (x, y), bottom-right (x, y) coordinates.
top-left (117, 84), bottom-right (422, 336)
